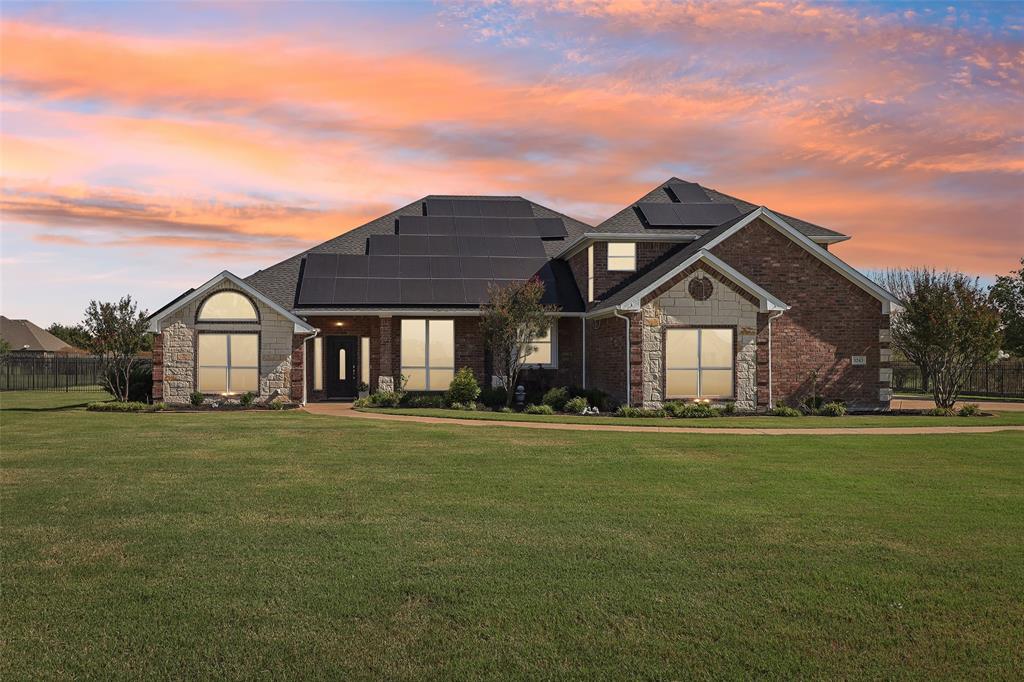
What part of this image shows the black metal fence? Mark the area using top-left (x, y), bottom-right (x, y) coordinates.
top-left (0, 354), bottom-right (107, 392)
top-left (892, 359), bottom-right (1024, 399)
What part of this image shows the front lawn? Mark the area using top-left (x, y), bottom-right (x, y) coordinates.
top-left (2, 392), bottom-right (1022, 678)
top-left (360, 406), bottom-right (1024, 428)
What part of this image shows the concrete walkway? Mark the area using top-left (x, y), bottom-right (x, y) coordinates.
top-left (891, 397), bottom-right (1024, 412)
top-left (303, 402), bottom-right (1024, 436)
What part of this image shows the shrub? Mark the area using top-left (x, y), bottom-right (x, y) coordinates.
top-left (563, 396), bottom-right (588, 414)
top-left (664, 401), bottom-right (720, 418)
top-left (189, 391), bottom-right (205, 407)
top-left (102, 360), bottom-right (153, 403)
top-left (924, 407), bottom-right (956, 416)
top-left (616, 406), bottom-right (666, 418)
top-left (87, 401), bottom-right (164, 412)
top-left (402, 393), bottom-right (446, 409)
top-left (356, 391), bottom-right (403, 408)
top-left (770, 403), bottom-right (802, 417)
top-left (268, 398), bottom-right (292, 410)
top-left (572, 388), bottom-right (615, 412)
top-left (448, 401), bottom-right (477, 411)
top-left (445, 367), bottom-right (481, 406)
top-left (819, 401), bottom-right (847, 417)
top-left (479, 387), bottom-right (508, 409)
top-left (542, 387), bottom-right (570, 411)
top-left (496, 406), bottom-right (513, 413)
top-left (958, 403), bottom-right (982, 417)
top-left (723, 402), bottom-right (737, 415)
top-left (240, 391), bottom-right (257, 407)
top-left (524, 403), bottom-right (555, 415)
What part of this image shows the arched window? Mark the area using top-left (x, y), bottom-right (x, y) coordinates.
top-left (197, 291), bottom-right (258, 322)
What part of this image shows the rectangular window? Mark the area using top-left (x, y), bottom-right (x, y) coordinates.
top-left (197, 333), bottom-right (259, 394)
top-left (665, 328), bottom-right (734, 399)
top-left (607, 242), bottom-right (636, 271)
top-left (360, 336), bottom-right (370, 384)
top-left (400, 319), bottom-right (454, 391)
top-left (587, 245), bottom-right (595, 302)
top-left (522, 321), bottom-right (557, 367)
top-left (313, 337), bottom-right (323, 391)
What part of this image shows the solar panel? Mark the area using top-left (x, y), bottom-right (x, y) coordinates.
top-left (336, 255), bottom-right (369, 277)
top-left (368, 234), bottom-right (399, 255)
top-left (400, 279), bottom-right (433, 304)
top-left (428, 236), bottom-right (459, 256)
top-left (297, 277), bottom-right (335, 305)
top-left (397, 235), bottom-right (429, 255)
top-left (424, 198), bottom-right (534, 218)
top-left (365, 279), bottom-right (401, 304)
top-left (505, 201), bottom-right (534, 218)
top-left (534, 217), bottom-right (568, 238)
top-left (397, 215), bottom-right (430, 235)
top-left (399, 257), bottom-right (431, 278)
top-left (428, 216), bottom-right (456, 235)
top-left (459, 257), bottom-right (492, 279)
top-left (511, 237), bottom-right (547, 258)
top-left (430, 256), bottom-right (462, 279)
top-left (431, 279), bottom-right (465, 304)
top-left (367, 255), bottom-right (400, 277)
top-left (636, 202), bottom-right (740, 227)
top-left (489, 257), bottom-right (532, 279)
top-left (462, 280), bottom-right (492, 304)
top-left (424, 198), bottom-right (453, 216)
top-left (304, 253), bottom-right (338, 278)
top-left (666, 182), bottom-right (710, 203)
top-left (332, 278), bottom-right (368, 304)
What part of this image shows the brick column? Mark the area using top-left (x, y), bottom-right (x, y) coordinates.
top-left (151, 333), bottom-right (164, 401)
top-left (755, 312), bottom-right (770, 409)
top-left (377, 316), bottom-right (394, 391)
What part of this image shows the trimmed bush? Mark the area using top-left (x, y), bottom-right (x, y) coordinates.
top-left (664, 401), bottom-right (720, 418)
top-left (87, 401), bottom-right (164, 413)
top-left (723, 402), bottom-right (737, 415)
top-left (189, 391), bottom-right (205, 407)
top-left (402, 393), bottom-right (446, 409)
top-left (448, 401), bottom-right (477, 411)
top-left (563, 396), bottom-right (588, 414)
top-left (572, 388), bottom-right (615, 412)
top-left (542, 387), bottom-right (570, 411)
top-left (479, 387), bottom-right (508, 409)
top-left (616, 406), bottom-right (667, 418)
top-left (101, 360), bottom-right (153, 403)
top-left (524, 403), bottom-right (555, 415)
top-left (770, 404), bottom-right (802, 417)
top-left (924, 407), bottom-right (956, 416)
top-left (958, 403), bottom-right (982, 417)
top-left (240, 392), bottom-right (257, 407)
top-left (495, 406), bottom-right (513, 413)
top-left (445, 367), bottom-right (480, 406)
top-left (820, 401), bottom-right (847, 417)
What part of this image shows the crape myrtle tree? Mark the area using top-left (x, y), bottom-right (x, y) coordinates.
top-left (479, 278), bottom-right (555, 407)
top-left (891, 269), bottom-right (1002, 409)
top-left (989, 257), bottom-right (1024, 357)
top-left (83, 296), bottom-right (150, 402)
top-left (873, 268), bottom-right (934, 391)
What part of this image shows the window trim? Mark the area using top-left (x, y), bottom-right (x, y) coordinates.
top-left (196, 290), bottom-right (260, 323)
top-left (606, 242), bottom-right (637, 272)
top-left (521, 320), bottom-right (558, 369)
top-left (195, 331), bottom-right (260, 395)
top-left (400, 318), bottom-right (455, 392)
top-left (663, 326), bottom-right (736, 400)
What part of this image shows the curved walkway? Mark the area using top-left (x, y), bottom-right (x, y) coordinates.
top-left (303, 402), bottom-right (1024, 436)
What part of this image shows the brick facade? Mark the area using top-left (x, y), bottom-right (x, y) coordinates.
top-left (585, 315), bottom-right (629, 404)
top-left (567, 240), bottom-right (679, 311)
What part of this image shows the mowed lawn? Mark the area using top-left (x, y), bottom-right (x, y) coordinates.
top-left (2, 392), bottom-right (1022, 679)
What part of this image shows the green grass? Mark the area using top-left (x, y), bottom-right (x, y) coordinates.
top-left (2, 392), bottom-right (1023, 678)
top-left (362, 406), bottom-right (1024, 428)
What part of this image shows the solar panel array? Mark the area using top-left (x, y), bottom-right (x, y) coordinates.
top-left (636, 202), bottom-right (741, 227)
top-left (665, 182), bottom-right (710, 203)
top-left (297, 197), bottom-right (573, 307)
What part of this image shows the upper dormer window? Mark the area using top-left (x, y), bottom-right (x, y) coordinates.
top-left (197, 291), bottom-right (258, 322)
top-left (607, 242), bottom-right (637, 271)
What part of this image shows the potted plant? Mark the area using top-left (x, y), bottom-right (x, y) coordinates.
top-left (357, 382), bottom-right (369, 400)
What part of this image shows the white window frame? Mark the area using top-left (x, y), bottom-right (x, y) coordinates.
top-left (521, 320), bottom-right (558, 369)
top-left (607, 242), bottom-right (636, 272)
top-left (196, 291), bottom-right (259, 322)
top-left (197, 332), bottom-right (260, 395)
top-left (400, 319), bottom-right (454, 391)
top-left (665, 327), bottom-right (735, 399)
top-left (587, 245), bottom-right (595, 302)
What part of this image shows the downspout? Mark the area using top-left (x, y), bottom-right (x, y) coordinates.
top-left (581, 317), bottom-right (587, 390)
top-left (300, 328), bottom-right (319, 405)
top-left (766, 310), bottom-right (785, 409)
top-left (613, 310), bottom-right (631, 406)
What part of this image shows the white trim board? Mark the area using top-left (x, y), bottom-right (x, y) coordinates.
top-left (147, 271), bottom-right (316, 334)
top-left (617, 250), bottom-right (790, 313)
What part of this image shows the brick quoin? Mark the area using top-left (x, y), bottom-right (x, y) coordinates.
top-left (151, 333), bottom-right (164, 400)
top-left (710, 218), bottom-right (889, 408)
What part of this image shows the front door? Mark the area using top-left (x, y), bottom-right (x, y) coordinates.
top-left (324, 336), bottom-right (359, 398)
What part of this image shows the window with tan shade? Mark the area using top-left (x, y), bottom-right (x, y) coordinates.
top-left (521, 321), bottom-right (557, 367)
top-left (197, 333), bottom-right (259, 394)
top-left (665, 328), bottom-right (734, 399)
top-left (400, 319), bottom-right (454, 391)
top-left (607, 242), bottom-right (636, 271)
top-left (197, 291), bottom-right (258, 321)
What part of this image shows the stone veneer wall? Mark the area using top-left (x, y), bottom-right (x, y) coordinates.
top-left (640, 268), bottom-right (758, 410)
top-left (154, 280), bottom-right (302, 404)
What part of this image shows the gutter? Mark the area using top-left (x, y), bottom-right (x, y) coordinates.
top-left (766, 309), bottom-right (785, 409)
top-left (612, 309), bottom-right (632, 406)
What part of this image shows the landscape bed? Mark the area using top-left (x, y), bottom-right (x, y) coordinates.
top-left (2, 390), bottom-right (1022, 678)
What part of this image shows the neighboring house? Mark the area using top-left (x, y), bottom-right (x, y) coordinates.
top-left (147, 179), bottom-right (898, 410)
top-left (0, 316), bottom-right (86, 355)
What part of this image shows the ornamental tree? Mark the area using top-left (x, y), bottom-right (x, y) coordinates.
top-left (82, 296), bottom-right (150, 402)
top-left (479, 278), bottom-right (554, 407)
top-left (989, 257), bottom-right (1024, 357)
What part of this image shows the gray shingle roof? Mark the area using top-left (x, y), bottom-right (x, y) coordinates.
top-left (595, 177), bottom-right (846, 239)
top-left (245, 196), bottom-right (594, 309)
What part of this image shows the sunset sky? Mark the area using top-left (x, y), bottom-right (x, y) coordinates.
top-left (2, 0), bottom-right (1022, 324)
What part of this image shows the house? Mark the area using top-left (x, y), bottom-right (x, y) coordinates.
top-left (0, 316), bottom-right (86, 355)
top-left (147, 179), bottom-right (898, 410)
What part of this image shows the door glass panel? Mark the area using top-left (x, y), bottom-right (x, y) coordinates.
top-left (198, 366), bottom-right (227, 393)
top-left (403, 367), bottom-right (426, 391)
top-left (401, 319), bottom-right (426, 365)
top-left (428, 319), bottom-right (454, 367)
top-left (700, 369), bottom-right (734, 398)
top-left (666, 369), bottom-right (698, 397)
top-left (665, 329), bottom-right (698, 368)
top-left (429, 368), bottom-right (454, 390)
top-left (231, 334), bottom-right (259, 366)
top-left (230, 368), bottom-right (259, 393)
top-left (198, 334), bottom-right (228, 365)
top-left (700, 329), bottom-right (733, 367)
top-left (339, 349), bottom-right (346, 380)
